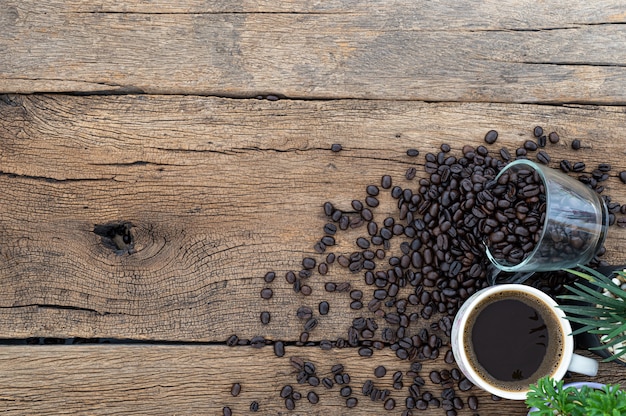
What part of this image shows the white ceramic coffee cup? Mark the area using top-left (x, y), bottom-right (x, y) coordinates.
top-left (451, 284), bottom-right (598, 400)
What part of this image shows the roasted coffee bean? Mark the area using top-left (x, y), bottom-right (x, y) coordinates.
top-left (300, 284), bottom-right (312, 296)
top-left (560, 159), bottom-right (572, 173)
top-left (533, 126), bottom-right (544, 137)
top-left (365, 196), bottom-right (379, 207)
top-left (307, 391), bottom-right (319, 404)
top-left (407, 148), bottom-right (420, 157)
top-left (250, 401), bottom-right (259, 412)
top-left (285, 398), bottom-right (295, 410)
top-left (260, 288), bottom-right (273, 299)
top-left (484, 130), bottom-right (498, 144)
top-left (468, 395), bottom-right (478, 410)
top-left (620, 171), bottom-right (626, 184)
top-left (571, 139), bottom-right (581, 150)
top-left (318, 301), bottom-right (329, 315)
top-left (260, 311), bottom-right (271, 325)
top-left (297, 306), bottom-right (313, 320)
top-left (302, 257), bottom-right (316, 270)
top-left (304, 318), bottom-right (318, 331)
top-left (573, 161), bottom-right (586, 172)
top-left (537, 150), bottom-right (550, 165)
top-left (263, 271), bottom-right (276, 283)
top-left (222, 406), bottom-right (232, 416)
top-left (274, 341), bottom-right (285, 357)
top-left (318, 262), bottom-right (328, 275)
top-left (459, 378), bottom-right (473, 391)
top-left (453, 397), bottom-right (463, 409)
top-left (356, 237), bottom-right (370, 249)
top-left (538, 135), bottom-right (546, 147)
top-left (374, 365), bottom-right (386, 378)
top-left (430, 371), bottom-right (442, 384)
top-left (366, 185), bottom-right (380, 196)
top-left (226, 334), bottom-right (239, 346)
top-left (416, 399), bottom-right (428, 410)
top-left (524, 140), bottom-right (538, 151)
top-left (321, 235), bottom-right (336, 246)
top-left (359, 347), bottom-right (373, 357)
top-left (548, 131), bottom-right (560, 143)
top-left (381, 175), bottom-right (392, 189)
top-left (346, 397), bottom-right (358, 408)
top-left (384, 398), bottom-right (396, 410)
top-left (231, 383), bottom-right (241, 397)
top-left (406, 167), bottom-right (417, 180)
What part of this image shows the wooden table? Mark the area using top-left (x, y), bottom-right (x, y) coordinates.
top-left (1, 1), bottom-right (626, 414)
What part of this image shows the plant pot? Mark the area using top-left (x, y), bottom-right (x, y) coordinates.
top-left (562, 264), bottom-right (626, 366)
top-left (527, 382), bottom-right (606, 415)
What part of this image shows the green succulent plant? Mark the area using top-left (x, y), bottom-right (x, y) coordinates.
top-left (558, 265), bottom-right (626, 362)
top-left (526, 376), bottom-right (626, 416)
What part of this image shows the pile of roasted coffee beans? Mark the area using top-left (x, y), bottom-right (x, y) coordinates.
top-left (223, 127), bottom-right (626, 415)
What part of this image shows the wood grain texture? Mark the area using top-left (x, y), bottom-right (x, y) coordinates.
top-left (1, 94), bottom-right (626, 341)
top-left (0, 345), bottom-right (623, 415)
top-left (2, 1), bottom-right (626, 101)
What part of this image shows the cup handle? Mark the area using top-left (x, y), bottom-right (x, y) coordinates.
top-left (567, 353), bottom-right (599, 377)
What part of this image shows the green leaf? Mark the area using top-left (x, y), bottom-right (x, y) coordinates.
top-left (605, 321), bottom-right (626, 340)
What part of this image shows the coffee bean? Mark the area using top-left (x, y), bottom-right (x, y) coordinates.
top-left (484, 130), bottom-right (498, 144)
top-left (306, 391), bottom-right (319, 404)
top-left (331, 143), bottom-right (342, 152)
top-left (302, 257), bottom-right (316, 270)
top-left (548, 131), bottom-right (560, 143)
top-left (406, 167), bottom-right (417, 180)
top-left (365, 196), bottom-right (379, 207)
top-left (458, 378), bottom-right (473, 391)
top-left (250, 401), bottom-right (259, 412)
top-left (459, 395), bottom-right (474, 410)
top-left (264, 271), bottom-right (275, 283)
top-left (430, 371), bottom-right (441, 384)
top-left (346, 397), bottom-right (358, 408)
top-left (533, 126), bottom-right (543, 137)
top-left (384, 398), bottom-right (396, 410)
top-left (374, 365), bottom-right (386, 378)
top-left (300, 285), bottom-right (312, 296)
top-left (274, 341), bottom-right (285, 357)
top-left (226, 334), bottom-right (239, 347)
top-left (620, 171), bottom-right (626, 184)
top-left (571, 139), bottom-right (581, 150)
top-left (523, 140), bottom-right (538, 151)
top-left (285, 398), bottom-right (295, 410)
top-left (416, 399), bottom-right (428, 410)
top-left (366, 185), bottom-right (380, 196)
top-left (453, 397), bottom-right (463, 409)
top-left (230, 383), bottom-right (241, 397)
top-left (323, 202), bottom-right (334, 216)
top-left (573, 161), bottom-right (585, 172)
top-left (340, 386), bottom-right (353, 397)
top-left (381, 175), bottom-right (392, 189)
top-left (356, 237), bottom-right (370, 249)
top-left (222, 406), bottom-right (232, 416)
top-left (260, 311), bottom-right (270, 325)
top-left (260, 288), bottom-right (273, 299)
top-left (537, 150), bottom-right (550, 165)
top-left (304, 318), bottom-right (318, 331)
top-left (359, 347), bottom-right (373, 357)
top-left (538, 135), bottom-right (546, 147)
top-left (407, 148), bottom-right (420, 157)
top-left (297, 306), bottom-right (313, 320)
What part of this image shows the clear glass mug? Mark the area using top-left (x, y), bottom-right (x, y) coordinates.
top-left (485, 160), bottom-right (608, 283)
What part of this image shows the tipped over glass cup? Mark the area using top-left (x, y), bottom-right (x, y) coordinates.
top-left (485, 160), bottom-right (608, 283)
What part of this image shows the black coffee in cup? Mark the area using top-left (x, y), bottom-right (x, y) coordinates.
top-left (462, 290), bottom-right (564, 392)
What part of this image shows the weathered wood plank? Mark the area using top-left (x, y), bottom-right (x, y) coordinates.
top-left (1, 95), bottom-right (626, 341)
top-left (2, 1), bottom-right (626, 101)
top-left (0, 345), bottom-right (622, 415)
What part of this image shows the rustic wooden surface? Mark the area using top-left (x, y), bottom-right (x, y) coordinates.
top-left (0, 346), bottom-right (623, 415)
top-left (2, 0), bottom-right (626, 414)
